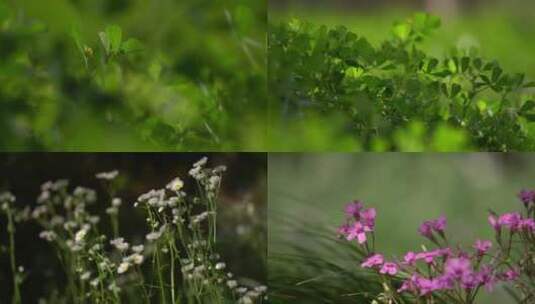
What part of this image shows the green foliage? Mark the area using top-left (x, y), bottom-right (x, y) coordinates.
top-left (269, 13), bottom-right (535, 151)
top-left (0, 0), bottom-right (266, 151)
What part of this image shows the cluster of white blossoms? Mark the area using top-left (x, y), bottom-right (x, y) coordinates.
top-left (0, 191), bottom-right (16, 211)
top-left (117, 245), bottom-right (145, 274)
top-left (95, 170), bottom-right (119, 180)
top-left (2, 159), bottom-right (267, 304)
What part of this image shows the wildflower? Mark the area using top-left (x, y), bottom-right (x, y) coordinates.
top-left (498, 212), bottom-right (522, 231)
top-left (444, 257), bottom-right (472, 279)
top-left (117, 262), bottom-right (130, 274)
top-left (345, 221), bottom-right (369, 244)
top-left (379, 262), bottom-right (398, 275)
top-left (518, 189), bottom-right (535, 206)
top-left (403, 251), bottom-right (417, 266)
top-left (520, 218), bottom-right (535, 231)
top-left (501, 269), bottom-right (520, 281)
top-left (488, 214), bottom-right (501, 231)
top-left (361, 254), bottom-right (384, 268)
top-left (418, 215), bottom-right (447, 239)
top-left (81, 271), bottom-right (91, 281)
top-left (344, 201), bottom-right (363, 218)
top-left (215, 262), bottom-right (226, 270)
top-left (227, 280), bottom-right (238, 289)
top-left (473, 240), bottom-right (492, 256)
top-left (75, 227), bottom-right (89, 243)
top-left (112, 198), bottom-right (122, 207)
top-left (39, 230), bottom-right (57, 242)
top-left (96, 170), bottom-right (119, 180)
top-left (110, 238), bottom-right (129, 251)
top-left (132, 244), bottom-right (144, 253)
top-left (166, 177), bottom-right (184, 192)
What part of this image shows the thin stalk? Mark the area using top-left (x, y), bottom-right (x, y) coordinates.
top-left (7, 208), bottom-right (22, 304)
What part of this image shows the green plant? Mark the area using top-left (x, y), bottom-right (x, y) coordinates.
top-left (0, 158), bottom-right (267, 303)
top-left (269, 13), bottom-right (535, 151)
top-left (0, 1), bottom-right (266, 151)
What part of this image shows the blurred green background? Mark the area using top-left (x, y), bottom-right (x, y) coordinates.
top-left (0, 0), bottom-right (266, 151)
top-left (268, 0), bottom-right (535, 151)
top-left (0, 153), bottom-right (266, 302)
top-left (268, 153), bottom-right (535, 303)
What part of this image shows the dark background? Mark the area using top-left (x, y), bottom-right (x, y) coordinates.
top-left (0, 153), bottom-right (266, 303)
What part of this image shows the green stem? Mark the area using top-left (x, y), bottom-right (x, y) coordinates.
top-left (7, 208), bottom-right (22, 304)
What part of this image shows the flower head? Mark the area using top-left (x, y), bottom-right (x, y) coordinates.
top-left (518, 189), bottom-right (535, 207)
top-left (473, 240), bottom-right (492, 256)
top-left (361, 254), bottom-right (384, 268)
top-left (379, 262), bottom-right (398, 275)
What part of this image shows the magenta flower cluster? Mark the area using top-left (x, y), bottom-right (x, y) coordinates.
top-left (337, 200), bottom-right (376, 244)
top-left (338, 191), bottom-right (535, 303)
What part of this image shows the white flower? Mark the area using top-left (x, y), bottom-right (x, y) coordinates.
top-left (106, 207), bottom-right (118, 215)
top-left (117, 262), bottom-right (130, 274)
top-left (146, 231), bottom-right (162, 241)
top-left (255, 285), bottom-right (267, 293)
top-left (112, 198), bottom-right (122, 207)
top-left (90, 278), bottom-right (99, 287)
top-left (75, 228), bottom-right (89, 243)
top-left (193, 157), bottom-right (208, 168)
top-left (227, 280), bottom-right (238, 289)
top-left (166, 177), bottom-right (184, 192)
top-left (39, 230), bottom-right (57, 242)
top-left (37, 191), bottom-right (50, 204)
top-left (81, 271), bottom-right (91, 281)
top-left (132, 245), bottom-right (144, 253)
top-left (110, 238), bottom-right (129, 251)
top-left (96, 170), bottom-right (119, 180)
top-left (215, 262), bottom-right (226, 270)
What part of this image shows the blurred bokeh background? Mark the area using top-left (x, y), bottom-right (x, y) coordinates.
top-left (0, 0), bottom-right (266, 151)
top-left (270, 0), bottom-right (535, 77)
top-left (269, 153), bottom-right (535, 303)
top-left (0, 153), bottom-right (266, 302)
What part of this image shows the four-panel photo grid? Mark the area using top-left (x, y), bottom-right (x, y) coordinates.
top-left (1, 1), bottom-right (535, 303)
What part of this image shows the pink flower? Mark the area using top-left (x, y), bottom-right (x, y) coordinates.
top-left (476, 265), bottom-right (496, 292)
top-left (344, 201), bottom-right (363, 218)
top-left (346, 222), bottom-right (369, 244)
top-left (418, 215), bottom-right (447, 239)
top-left (473, 239), bottom-right (492, 256)
top-left (434, 215), bottom-right (447, 232)
top-left (498, 212), bottom-right (522, 231)
top-left (488, 214), bottom-right (501, 231)
top-left (444, 257), bottom-right (472, 279)
top-left (520, 218), bottom-right (535, 231)
top-left (418, 221), bottom-right (434, 238)
top-left (403, 251), bottom-right (417, 266)
top-left (379, 262), bottom-right (398, 275)
top-left (501, 269), bottom-right (519, 282)
top-left (361, 254), bottom-right (384, 268)
top-left (360, 208), bottom-right (376, 229)
top-left (518, 190), bottom-right (535, 206)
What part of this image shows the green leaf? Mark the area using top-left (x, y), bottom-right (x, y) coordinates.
top-left (106, 25), bottom-right (123, 54)
top-left (344, 67), bottom-right (364, 80)
top-left (451, 84), bottom-right (461, 97)
top-left (520, 100), bottom-right (535, 113)
top-left (121, 38), bottom-right (143, 53)
top-left (461, 57), bottom-right (470, 72)
top-left (491, 66), bottom-right (502, 82)
top-left (393, 23), bottom-right (411, 41)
